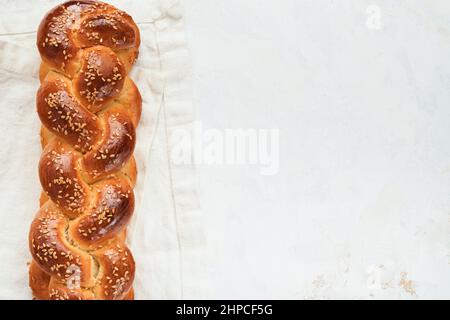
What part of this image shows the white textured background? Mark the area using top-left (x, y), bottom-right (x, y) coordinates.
top-left (184, 0), bottom-right (450, 299)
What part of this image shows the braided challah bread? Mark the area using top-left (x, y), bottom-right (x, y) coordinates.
top-left (29, 0), bottom-right (142, 300)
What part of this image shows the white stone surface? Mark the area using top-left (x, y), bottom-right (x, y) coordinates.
top-left (183, 0), bottom-right (450, 299)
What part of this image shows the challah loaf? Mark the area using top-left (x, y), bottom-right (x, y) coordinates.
top-left (29, 0), bottom-right (142, 300)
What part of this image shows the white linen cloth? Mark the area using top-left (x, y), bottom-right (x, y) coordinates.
top-left (0, 0), bottom-right (207, 299)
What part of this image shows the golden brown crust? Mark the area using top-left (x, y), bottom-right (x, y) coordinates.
top-left (37, 0), bottom-right (140, 73)
top-left (29, 203), bottom-right (95, 287)
top-left (29, 261), bottom-right (50, 300)
top-left (30, 0), bottom-right (141, 300)
top-left (37, 76), bottom-right (101, 153)
top-left (38, 141), bottom-right (89, 216)
top-left (48, 278), bottom-right (96, 300)
top-left (69, 178), bottom-right (134, 249)
top-left (93, 242), bottom-right (135, 300)
top-left (74, 46), bottom-right (126, 112)
top-left (83, 112), bottom-right (136, 182)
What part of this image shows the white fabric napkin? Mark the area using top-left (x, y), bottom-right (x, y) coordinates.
top-left (0, 0), bottom-right (207, 299)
